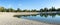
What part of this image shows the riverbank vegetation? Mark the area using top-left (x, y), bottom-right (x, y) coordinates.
top-left (0, 7), bottom-right (60, 12)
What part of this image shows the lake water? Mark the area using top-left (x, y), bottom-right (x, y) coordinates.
top-left (14, 13), bottom-right (60, 24)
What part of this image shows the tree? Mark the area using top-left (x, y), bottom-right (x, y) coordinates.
top-left (51, 7), bottom-right (56, 11)
top-left (0, 7), bottom-right (6, 12)
top-left (6, 8), bottom-right (14, 12)
top-left (40, 8), bottom-right (44, 12)
top-left (23, 9), bottom-right (28, 12)
top-left (43, 7), bottom-right (48, 12)
top-left (31, 9), bottom-right (37, 12)
top-left (16, 8), bottom-right (22, 12)
top-left (56, 8), bottom-right (60, 11)
top-left (48, 7), bottom-right (56, 12)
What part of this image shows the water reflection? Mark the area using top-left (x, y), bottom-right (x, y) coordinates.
top-left (14, 13), bottom-right (60, 18)
top-left (40, 13), bottom-right (56, 18)
top-left (14, 14), bottom-right (38, 18)
top-left (13, 13), bottom-right (60, 24)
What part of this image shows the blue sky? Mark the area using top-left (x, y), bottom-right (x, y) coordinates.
top-left (0, 0), bottom-right (20, 9)
top-left (0, 0), bottom-right (60, 10)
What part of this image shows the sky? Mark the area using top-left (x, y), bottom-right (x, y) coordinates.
top-left (0, 0), bottom-right (60, 10)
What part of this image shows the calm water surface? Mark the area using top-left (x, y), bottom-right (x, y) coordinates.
top-left (14, 13), bottom-right (60, 24)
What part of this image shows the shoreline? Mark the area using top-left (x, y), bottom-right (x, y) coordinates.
top-left (0, 12), bottom-right (58, 25)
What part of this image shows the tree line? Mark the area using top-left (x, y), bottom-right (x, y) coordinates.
top-left (0, 7), bottom-right (60, 12)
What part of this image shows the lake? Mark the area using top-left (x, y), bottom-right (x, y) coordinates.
top-left (14, 13), bottom-right (60, 24)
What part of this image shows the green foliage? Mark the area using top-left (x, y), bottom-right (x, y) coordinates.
top-left (43, 7), bottom-right (48, 12)
top-left (16, 8), bottom-right (21, 12)
top-left (0, 6), bottom-right (60, 12)
top-left (23, 9), bottom-right (30, 12)
top-left (56, 8), bottom-right (60, 11)
top-left (48, 7), bottom-right (56, 12)
top-left (40, 8), bottom-right (44, 12)
top-left (6, 8), bottom-right (14, 12)
top-left (31, 9), bottom-right (37, 12)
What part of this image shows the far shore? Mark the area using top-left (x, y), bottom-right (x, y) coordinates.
top-left (0, 12), bottom-right (60, 16)
top-left (0, 12), bottom-right (38, 15)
